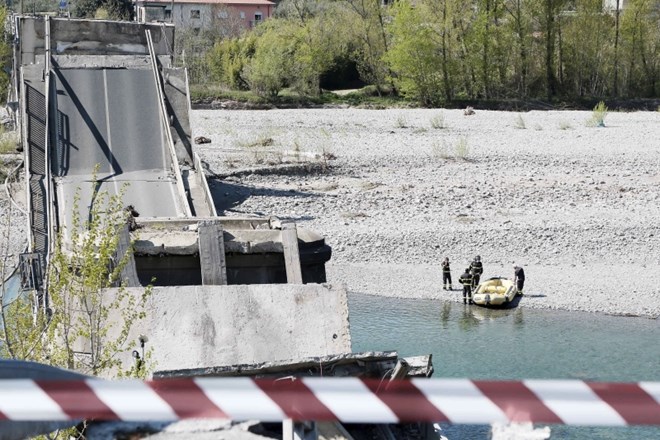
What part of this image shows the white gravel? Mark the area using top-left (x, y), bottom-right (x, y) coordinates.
top-left (3, 109), bottom-right (658, 319)
top-left (191, 108), bottom-right (660, 319)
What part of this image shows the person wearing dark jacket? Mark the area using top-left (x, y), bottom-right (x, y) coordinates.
top-left (441, 257), bottom-right (452, 290)
top-left (514, 264), bottom-right (525, 296)
top-left (469, 255), bottom-right (483, 289)
top-left (459, 268), bottom-right (473, 304)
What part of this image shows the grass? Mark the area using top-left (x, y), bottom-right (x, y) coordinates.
top-left (189, 84), bottom-right (411, 108)
top-left (558, 120), bottom-right (573, 130)
top-left (432, 140), bottom-right (451, 160)
top-left (0, 126), bottom-right (18, 154)
top-left (455, 137), bottom-right (470, 160)
top-left (430, 112), bottom-right (446, 129)
top-left (237, 133), bottom-right (276, 148)
top-left (432, 137), bottom-right (471, 161)
top-left (395, 115), bottom-right (408, 128)
top-left (587, 101), bottom-right (608, 127)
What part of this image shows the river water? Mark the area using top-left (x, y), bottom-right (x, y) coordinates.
top-left (348, 293), bottom-right (660, 439)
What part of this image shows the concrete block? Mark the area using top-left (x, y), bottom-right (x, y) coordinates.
top-left (108, 284), bottom-right (351, 374)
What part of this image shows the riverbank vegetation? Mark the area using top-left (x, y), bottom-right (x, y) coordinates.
top-left (182, 0), bottom-right (660, 108)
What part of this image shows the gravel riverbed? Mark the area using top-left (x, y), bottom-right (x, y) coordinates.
top-left (2, 108), bottom-right (658, 319)
top-left (192, 108), bottom-right (660, 319)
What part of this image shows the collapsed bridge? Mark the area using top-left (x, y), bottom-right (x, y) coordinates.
top-left (15, 17), bottom-right (331, 289)
top-left (13, 17), bottom-right (343, 371)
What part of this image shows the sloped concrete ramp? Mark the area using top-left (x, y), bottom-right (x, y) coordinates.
top-left (50, 67), bottom-right (187, 242)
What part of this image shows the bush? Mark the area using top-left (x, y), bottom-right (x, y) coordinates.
top-left (587, 101), bottom-right (608, 127)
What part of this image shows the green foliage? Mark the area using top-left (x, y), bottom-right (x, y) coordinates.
top-left (192, 0), bottom-right (660, 103)
top-left (430, 112), bottom-right (446, 129)
top-left (384, 1), bottom-right (445, 106)
top-left (73, 0), bottom-right (133, 20)
top-left (587, 101), bottom-right (608, 127)
top-left (562, 0), bottom-right (612, 98)
top-left (431, 140), bottom-right (450, 159)
top-left (455, 137), bottom-right (470, 159)
top-left (207, 36), bottom-right (256, 90)
top-left (558, 120), bottom-right (573, 130)
top-left (1, 169), bottom-right (152, 377)
top-left (244, 22), bottom-right (295, 98)
top-left (0, 124), bottom-right (18, 153)
top-left (0, 6), bottom-right (11, 105)
top-left (340, 0), bottom-right (391, 93)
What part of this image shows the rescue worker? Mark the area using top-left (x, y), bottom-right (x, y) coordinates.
top-left (459, 267), bottom-right (473, 304)
top-left (441, 257), bottom-right (452, 290)
top-left (469, 255), bottom-right (483, 290)
top-left (514, 264), bottom-right (525, 296)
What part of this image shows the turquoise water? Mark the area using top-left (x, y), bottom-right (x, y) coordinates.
top-left (348, 293), bottom-right (660, 439)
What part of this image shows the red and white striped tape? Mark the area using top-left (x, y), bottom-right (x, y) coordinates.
top-left (0, 378), bottom-right (659, 425)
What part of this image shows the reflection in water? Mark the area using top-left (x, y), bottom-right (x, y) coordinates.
top-left (513, 307), bottom-right (524, 327)
top-left (458, 305), bottom-right (480, 331)
top-left (440, 302), bottom-right (451, 329)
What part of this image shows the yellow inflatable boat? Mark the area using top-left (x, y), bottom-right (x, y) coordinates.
top-left (472, 277), bottom-right (517, 307)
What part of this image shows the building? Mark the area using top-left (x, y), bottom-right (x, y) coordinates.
top-left (135, 0), bottom-right (275, 31)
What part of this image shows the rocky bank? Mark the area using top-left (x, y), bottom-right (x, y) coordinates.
top-left (3, 108), bottom-right (658, 319)
top-left (192, 108), bottom-right (660, 319)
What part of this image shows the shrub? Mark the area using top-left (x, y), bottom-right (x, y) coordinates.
top-left (587, 101), bottom-right (608, 127)
top-left (558, 120), bottom-right (573, 130)
top-left (1, 169), bottom-right (152, 378)
top-left (432, 140), bottom-right (450, 159)
top-left (430, 112), bottom-right (446, 129)
top-left (395, 115), bottom-right (408, 128)
top-left (0, 125), bottom-right (18, 153)
top-left (455, 137), bottom-right (469, 160)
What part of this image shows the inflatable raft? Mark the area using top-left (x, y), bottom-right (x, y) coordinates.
top-left (472, 277), bottom-right (518, 307)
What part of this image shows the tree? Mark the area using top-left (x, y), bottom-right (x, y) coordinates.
top-left (562, 0), bottom-right (613, 97)
top-left (211, 4), bottom-right (248, 39)
top-left (503, 0), bottom-right (533, 96)
top-left (244, 22), bottom-right (295, 98)
top-left (73, 0), bottom-right (133, 20)
top-left (535, 0), bottom-right (569, 99)
top-left (1, 173), bottom-right (151, 378)
top-left (342, 0), bottom-right (393, 94)
top-left (207, 36), bottom-right (256, 90)
top-left (384, 0), bottom-right (444, 105)
top-left (620, 0), bottom-right (660, 96)
top-left (0, 5), bottom-right (13, 105)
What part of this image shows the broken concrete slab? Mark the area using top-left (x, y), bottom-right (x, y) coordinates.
top-left (108, 283), bottom-right (351, 374)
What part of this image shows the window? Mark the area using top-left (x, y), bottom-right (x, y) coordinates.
top-left (240, 11), bottom-right (245, 19)
top-left (254, 12), bottom-right (262, 23)
top-left (218, 10), bottom-right (228, 18)
top-left (164, 9), bottom-right (171, 20)
top-left (190, 9), bottom-right (200, 19)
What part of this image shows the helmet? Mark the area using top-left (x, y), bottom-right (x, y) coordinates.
top-left (476, 255), bottom-right (481, 261)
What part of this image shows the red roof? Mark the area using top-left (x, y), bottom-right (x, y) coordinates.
top-left (137, 0), bottom-right (274, 5)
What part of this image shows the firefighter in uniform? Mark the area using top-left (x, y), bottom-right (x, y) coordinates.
top-left (469, 255), bottom-right (483, 290)
top-left (441, 257), bottom-right (452, 290)
top-left (514, 264), bottom-right (525, 296)
top-left (459, 267), bottom-right (473, 304)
